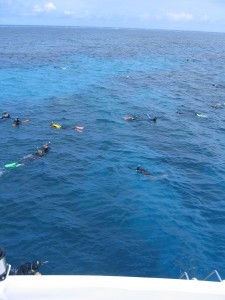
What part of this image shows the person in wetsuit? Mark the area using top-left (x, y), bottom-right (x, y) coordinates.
top-left (19, 143), bottom-right (50, 165)
top-left (12, 118), bottom-right (21, 126)
top-left (149, 116), bottom-right (157, 122)
top-left (1, 112), bottom-right (10, 119)
top-left (42, 143), bottom-right (49, 153)
top-left (10, 260), bottom-right (41, 275)
top-left (34, 143), bottom-right (50, 158)
top-left (136, 166), bottom-right (150, 176)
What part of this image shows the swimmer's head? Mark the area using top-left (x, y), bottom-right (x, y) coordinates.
top-left (43, 143), bottom-right (49, 149)
top-left (32, 260), bottom-right (41, 271)
top-left (37, 149), bottom-right (43, 156)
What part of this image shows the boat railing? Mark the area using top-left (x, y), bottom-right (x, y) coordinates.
top-left (179, 269), bottom-right (222, 282)
top-left (179, 272), bottom-right (190, 280)
top-left (203, 270), bottom-right (222, 282)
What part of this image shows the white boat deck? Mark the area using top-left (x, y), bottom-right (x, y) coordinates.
top-left (1, 275), bottom-right (225, 300)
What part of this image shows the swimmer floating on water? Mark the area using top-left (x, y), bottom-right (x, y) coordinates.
top-left (146, 114), bottom-right (157, 122)
top-left (211, 102), bottom-right (225, 109)
top-left (135, 165), bottom-right (168, 181)
top-left (50, 122), bottom-right (84, 132)
top-left (1, 112), bottom-right (10, 119)
top-left (136, 166), bottom-right (151, 176)
top-left (176, 111), bottom-right (208, 118)
top-left (34, 142), bottom-right (50, 158)
top-left (4, 142), bottom-right (50, 170)
top-left (12, 118), bottom-right (21, 126)
top-left (124, 114), bottom-right (157, 122)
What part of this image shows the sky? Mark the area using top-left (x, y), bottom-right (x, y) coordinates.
top-left (0, 0), bottom-right (225, 32)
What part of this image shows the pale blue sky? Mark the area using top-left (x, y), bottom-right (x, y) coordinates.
top-left (1, 0), bottom-right (225, 32)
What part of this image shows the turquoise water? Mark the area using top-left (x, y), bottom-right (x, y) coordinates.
top-left (1, 26), bottom-right (225, 279)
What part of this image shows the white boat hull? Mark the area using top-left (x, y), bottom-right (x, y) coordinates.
top-left (1, 275), bottom-right (225, 300)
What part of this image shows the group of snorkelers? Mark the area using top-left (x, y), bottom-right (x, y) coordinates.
top-left (1, 110), bottom-right (162, 178)
top-left (1, 112), bottom-right (50, 274)
top-left (176, 101), bottom-right (225, 117)
top-left (1, 111), bottom-right (50, 169)
top-left (0, 112), bottom-right (25, 126)
top-left (1, 110), bottom-right (86, 172)
top-left (129, 99), bottom-right (225, 177)
top-left (1, 113), bottom-right (84, 132)
top-left (124, 100), bottom-right (225, 124)
top-left (124, 111), bottom-right (209, 122)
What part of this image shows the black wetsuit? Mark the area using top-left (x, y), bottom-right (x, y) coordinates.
top-left (18, 145), bottom-right (50, 166)
top-left (35, 145), bottom-right (49, 157)
top-left (136, 166), bottom-right (150, 176)
top-left (1, 114), bottom-right (10, 119)
top-left (10, 261), bottom-right (41, 275)
top-left (13, 118), bottom-right (21, 125)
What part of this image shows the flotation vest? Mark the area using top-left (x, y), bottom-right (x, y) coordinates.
top-left (51, 123), bottom-right (62, 129)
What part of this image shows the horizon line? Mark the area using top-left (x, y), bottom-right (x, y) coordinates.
top-left (0, 24), bottom-right (224, 35)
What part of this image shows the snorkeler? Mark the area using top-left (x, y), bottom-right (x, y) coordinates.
top-left (12, 118), bottom-right (21, 126)
top-left (135, 165), bottom-right (168, 181)
top-left (149, 116), bottom-right (157, 122)
top-left (124, 115), bottom-right (136, 121)
top-left (10, 260), bottom-right (48, 275)
top-left (42, 143), bottom-right (49, 153)
top-left (34, 142), bottom-right (50, 158)
top-left (146, 114), bottom-right (157, 122)
top-left (50, 122), bottom-right (83, 131)
top-left (211, 102), bottom-right (225, 109)
top-left (4, 143), bottom-right (50, 170)
top-left (14, 260), bottom-right (41, 275)
top-left (124, 114), bottom-right (157, 122)
top-left (35, 149), bottom-right (44, 157)
top-left (50, 122), bottom-right (62, 129)
top-left (136, 166), bottom-right (151, 176)
top-left (176, 111), bottom-right (185, 115)
top-left (1, 112), bottom-right (10, 119)
top-left (176, 111), bottom-right (207, 118)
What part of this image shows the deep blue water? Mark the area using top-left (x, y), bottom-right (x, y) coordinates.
top-left (1, 26), bottom-right (225, 279)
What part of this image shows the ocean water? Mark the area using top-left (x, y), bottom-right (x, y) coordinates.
top-left (1, 26), bottom-right (225, 279)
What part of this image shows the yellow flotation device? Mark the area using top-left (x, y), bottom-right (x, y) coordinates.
top-left (51, 123), bottom-right (62, 129)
